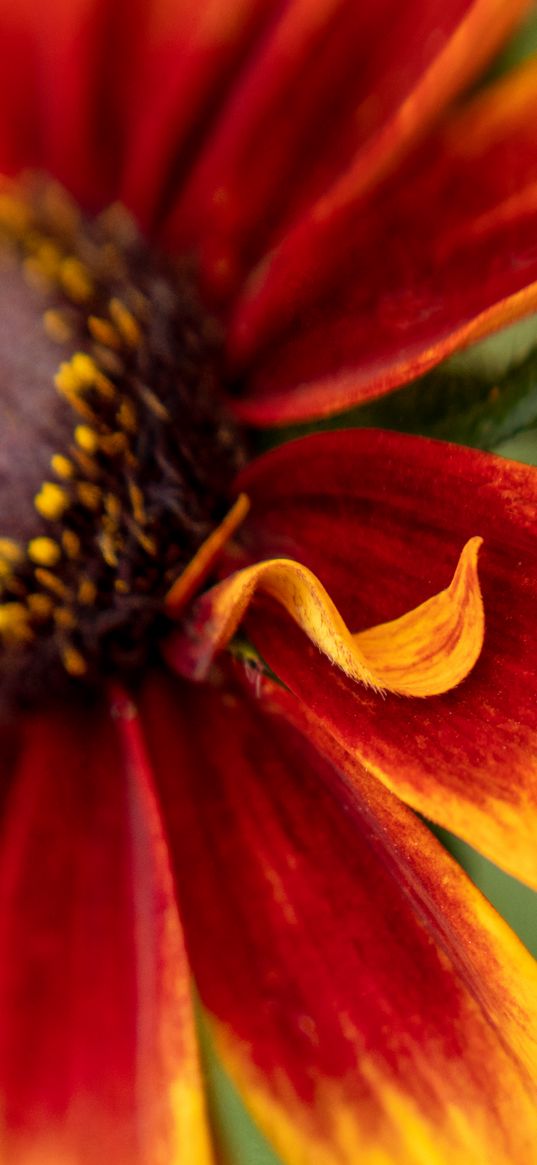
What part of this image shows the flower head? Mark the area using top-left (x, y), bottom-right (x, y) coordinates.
top-left (0, 2), bottom-right (536, 1163)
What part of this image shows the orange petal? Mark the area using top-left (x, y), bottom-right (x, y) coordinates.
top-left (353, 535), bottom-right (483, 696)
top-left (166, 493), bottom-right (250, 615)
top-left (166, 538), bottom-right (484, 697)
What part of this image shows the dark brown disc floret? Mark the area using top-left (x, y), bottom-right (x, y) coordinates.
top-left (0, 176), bottom-right (244, 708)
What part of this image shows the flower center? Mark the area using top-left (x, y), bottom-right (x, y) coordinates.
top-left (0, 177), bottom-right (244, 709)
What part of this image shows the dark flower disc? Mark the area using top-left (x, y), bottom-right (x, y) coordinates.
top-left (0, 178), bottom-right (244, 706)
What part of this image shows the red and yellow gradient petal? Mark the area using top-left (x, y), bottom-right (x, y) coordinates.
top-left (224, 429), bottom-right (537, 888)
top-left (140, 671), bottom-right (537, 1165)
top-left (0, 694), bottom-right (214, 1165)
top-left (232, 55), bottom-right (537, 423)
top-left (166, 537), bottom-right (484, 697)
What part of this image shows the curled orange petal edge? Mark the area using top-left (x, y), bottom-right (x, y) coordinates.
top-left (167, 535), bottom-right (484, 697)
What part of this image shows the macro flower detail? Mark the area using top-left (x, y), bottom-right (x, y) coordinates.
top-left (0, 2), bottom-right (536, 1164)
top-left (0, 179), bottom-right (244, 695)
top-left (0, 178), bottom-right (484, 705)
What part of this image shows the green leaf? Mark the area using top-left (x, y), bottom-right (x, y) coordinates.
top-left (256, 325), bottom-right (537, 456)
top-left (196, 1003), bottom-right (284, 1165)
top-left (437, 829), bottom-right (537, 958)
top-left (494, 428), bottom-right (537, 464)
top-left (486, 5), bottom-right (537, 80)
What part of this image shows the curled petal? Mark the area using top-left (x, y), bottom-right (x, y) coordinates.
top-left (166, 537), bottom-right (484, 696)
top-left (234, 429), bottom-right (537, 887)
top-left (353, 535), bottom-right (483, 696)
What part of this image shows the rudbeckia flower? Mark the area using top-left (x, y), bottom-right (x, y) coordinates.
top-left (1, 2), bottom-right (537, 1163)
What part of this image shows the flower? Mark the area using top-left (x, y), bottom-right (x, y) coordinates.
top-left (0, 2), bottom-right (536, 1164)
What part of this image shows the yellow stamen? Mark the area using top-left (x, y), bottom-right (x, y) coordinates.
top-left (43, 309), bottom-right (72, 345)
top-left (0, 602), bottom-right (32, 643)
top-left (54, 359), bottom-right (98, 420)
top-left (60, 256), bottom-right (93, 303)
top-left (109, 297), bottom-right (142, 347)
top-left (90, 344), bottom-right (124, 377)
top-left (61, 645), bottom-right (87, 676)
top-left (55, 376), bottom-right (96, 422)
top-left (62, 530), bottom-right (80, 559)
top-left (55, 362), bottom-right (79, 396)
top-left (115, 578), bottom-right (129, 594)
top-left (137, 384), bottom-right (170, 420)
top-left (99, 506), bottom-right (125, 562)
top-left (88, 315), bottom-right (121, 349)
top-left (27, 536), bottom-right (62, 567)
top-left (94, 370), bottom-right (116, 400)
top-left (0, 190), bottom-right (31, 236)
top-left (27, 593), bottom-right (53, 619)
top-left (127, 288), bottom-right (150, 320)
top-left (34, 482), bottom-right (70, 521)
top-left (128, 480), bottom-right (146, 525)
top-left (34, 240), bottom-right (62, 280)
top-left (64, 352), bottom-right (116, 401)
top-left (51, 453), bottom-right (75, 480)
top-left (72, 448), bottom-right (99, 479)
top-left (99, 431), bottom-right (128, 456)
top-left (117, 397), bottom-right (137, 433)
top-left (104, 493), bottom-right (122, 521)
top-left (54, 607), bottom-right (76, 630)
top-left (75, 424), bottom-right (99, 454)
top-left (133, 529), bottom-right (157, 556)
top-left (71, 352), bottom-right (99, 386)
top-left (77, 482), bottom-right (102, 511)
top-left (99, 533), bottom-right (119, 568)
top-left (34, 569), bottom-right (71, 600)
top-left (0, 538), bottom-right (23, 566)
top-left (78, 577), bottom-right (97, 605)
top-left (55, 352), bottom-right (115, 410)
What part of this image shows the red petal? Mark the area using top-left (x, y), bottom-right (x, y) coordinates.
top-left (166, 0), bottom-right (526, 304)
top-left (233, 429), bottom-right (537, 888)
top-left (231, 57), bottom-right (537, 423)
top-left (0, 691), bottom-right (214, 1163)
top-left (120, 0), bottom-right (273, 233)
top-left (0, 0), bottom-right (127, 207)
top-left (0, 1), bottom-right (41, 176)
top-left (141, 670), bottom-right (537, 1165)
